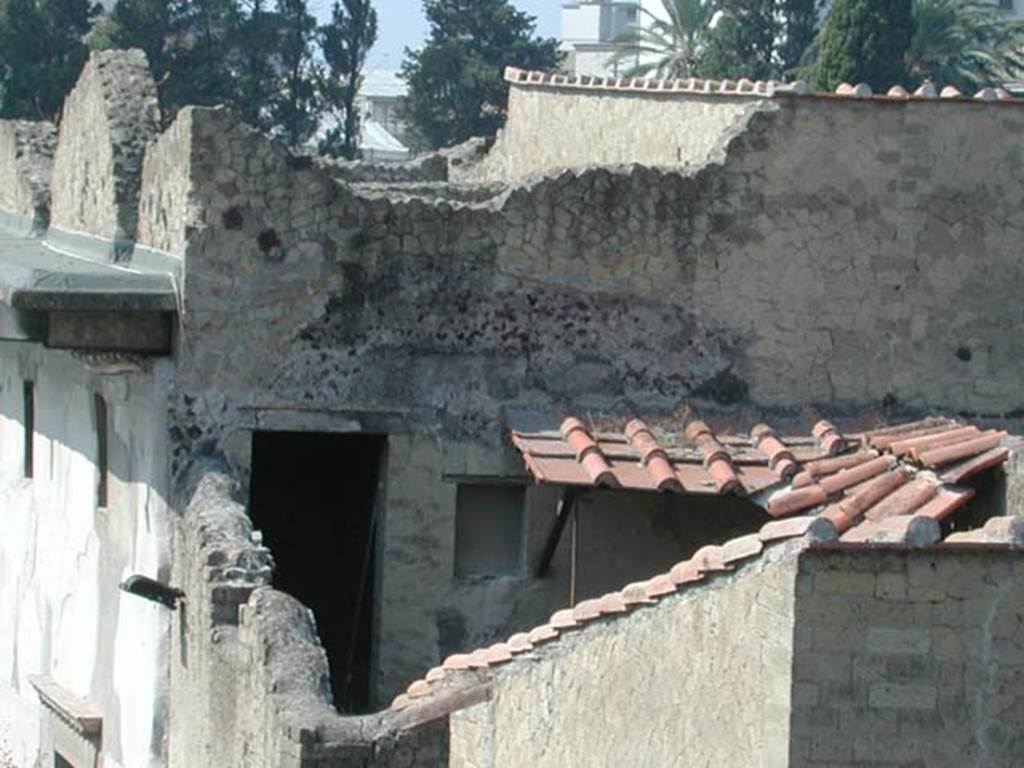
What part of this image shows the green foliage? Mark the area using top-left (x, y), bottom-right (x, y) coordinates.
top-left (401, 0), bottom-right (560, 149)
top-left (232, 0), bottom-right (281, 130)
top-left (268, 0), bottom-right (320, 147)
top-left (814, 0), bottom-right (914, 91)
top-left (907, 0), bottom-right (1024, 91)
top-left (320, 0), bottom-right (378, 159)
top-left (613, 0), bottom-right (819, 81)
top-left (611, 0), bottom-right (715, 78)
top-left (0, 0), bottom-right (98, 119)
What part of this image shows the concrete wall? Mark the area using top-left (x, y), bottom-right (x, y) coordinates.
top-left (50, 49), bottom-right (160, 246)
top-left (0, 344), bottom-right (173, 768)
top-left (0, 120), bottom-right (56, 232)
top-left (791, 548), bottom-right (1024, 767)
top-left (448, 542), bottom-right (799, 767)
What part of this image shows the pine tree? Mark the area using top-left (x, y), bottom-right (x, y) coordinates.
top-left (319, 0), bottom-right (377, 159)
top-left (401, 0), bottom-right (560, 149)
top-left (233, 0), bottom-right (280, 131)
top-left (269, 0), bottom-right (320, 148)
top-left (0, 0), bottom-right (98, 120)
top-left (160, 0), bottom-right (241, 113)
top-left (90, 0), bottom-right (170, 81)
top-left (815, 0), bottom-right (914, 91)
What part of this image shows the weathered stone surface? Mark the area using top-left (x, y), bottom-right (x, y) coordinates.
top-left (50, 49), bottom-right (160, 248)
top-left (0, 120), bottom-right (55, 232)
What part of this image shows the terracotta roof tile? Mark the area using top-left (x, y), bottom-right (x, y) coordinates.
top-left (561, 417), bottom-right (619, 487)
top-left (396, 415), bottom-right (1014, 709)
top-left (913, 487), bottom-right (975, 521)
top-left (864, 476), bottom-right (937, 520)
top-left (721, 533), bottom-right (764, 564)
top-left (915, 431), bottom-right (1007, 468)
top-left (625, 418), bottom-right (685, 492)
top-left (940, 447), bottom-right (1011, 484)
top-left (888, 425), bottom-right (980, 456)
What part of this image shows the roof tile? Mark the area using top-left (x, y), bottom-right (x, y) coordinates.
top-left (721, 533), bottom-right (764, 564)
top-left (940, 447), bottom-right (1011, 484)
top-left (915, 431), bottom-right (1007, 467)
top-left (914, 487), bottom-right (975, 521)
top-left (864, 476), bottom-right (937, 520)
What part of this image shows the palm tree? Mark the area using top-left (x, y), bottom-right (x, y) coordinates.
top-left (907, 0), bottom-right (1024, 91)
top-left (609, 0), bottom-right (717, 79)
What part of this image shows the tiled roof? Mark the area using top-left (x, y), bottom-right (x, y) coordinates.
top-left (390, 416), bottom-right (1017, 715)
top-left (504, 67), bottom-right (1023, 105)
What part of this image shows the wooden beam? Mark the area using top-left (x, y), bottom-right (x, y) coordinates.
top-left (536, 487), bottom-right (579, 578)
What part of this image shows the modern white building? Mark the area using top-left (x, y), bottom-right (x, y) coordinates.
top-left (560, 0), bottom-right (670, 77)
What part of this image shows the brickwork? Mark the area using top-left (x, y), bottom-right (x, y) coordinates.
top-left (791, 548), bottom-right (1024, 767)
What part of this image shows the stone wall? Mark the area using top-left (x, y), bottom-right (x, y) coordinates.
top-left (50, 49), bottom-right (160, 249)
top-left (0, 120), bottom-right (56, 232)
top-left (0, 343), bottom-right (174, 768)
top-left (169, 464), bottom-right (450, 768)
top-left (447, 541), bottom-right (799, 767)
top-left (469, 83), bottom-right (768, 181)
top-left (791, 548), bottom-right (1024, 766)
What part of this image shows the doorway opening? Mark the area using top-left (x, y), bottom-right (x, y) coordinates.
top-left (249, 431), bottom-right (385, 713)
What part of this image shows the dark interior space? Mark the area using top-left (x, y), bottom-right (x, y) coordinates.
top-left (249, 431), bottom-right (385, 713)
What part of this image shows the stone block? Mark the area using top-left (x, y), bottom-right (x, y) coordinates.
top-left (812, 570), bottom-right (875, 595)
top-left (866, 628), bottom-right (930, 655)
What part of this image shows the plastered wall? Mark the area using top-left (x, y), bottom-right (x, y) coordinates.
top-left (791, 548), bottom-right (1024, 767)
top-left (468, 85), bottom-right (767, 181)
top-left (0, 344), bottom-right (173, 768)
top-left (448, 543), bottom-right (799, 767)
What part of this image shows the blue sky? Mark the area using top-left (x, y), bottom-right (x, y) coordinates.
top-left (309, 0), bottom-right (561, 70)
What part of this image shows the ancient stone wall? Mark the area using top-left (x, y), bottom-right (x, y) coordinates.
top-left (447, 541), bottom-right (799, 767)
top-left (468, 83), bottom-right (768, 181)
top-left (0, 120), bottom-right (56, 232)
top-left (137, 108), bottom-right (197, 256)
top-left (791, 548), bottom-right (1024, 766)
top-left (169, 464), bottom-right (450, 768)
top-left (50, 49), bottom-right (160, 248)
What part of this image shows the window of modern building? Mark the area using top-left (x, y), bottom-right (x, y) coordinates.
top-left (453, 485), bottom-right (525, 579)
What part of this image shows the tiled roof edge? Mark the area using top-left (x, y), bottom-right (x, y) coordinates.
top-left (504, 67), bottom-right (1024, 105)
top-left (387, 515), bottom-right (838, 718)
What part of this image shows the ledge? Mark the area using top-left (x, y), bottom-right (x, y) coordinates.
top-left (28, 674), bottom-right (103, 738)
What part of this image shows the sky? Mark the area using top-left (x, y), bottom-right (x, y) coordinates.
top-left (308, 0), bottom-right (562, 70)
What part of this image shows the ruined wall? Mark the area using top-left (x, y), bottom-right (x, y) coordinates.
top-left (791, 548), bottom-right (1024, 767)
top-left (148, 88), bottom-right (1024, 712)
top-left (50, 49), bottom-right (160, 246)
top-left (169, 465), bottom-right (450, 768)
top-left (0, 344), bottom-right (173, 768)
top-left (448, 542), bottom-right (799, 767)
top-left (0, 120), bottom-right (56, 232)
top-left (470, 84), bottom-right (768, 181)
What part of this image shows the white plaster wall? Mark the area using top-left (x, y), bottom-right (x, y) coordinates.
top-left (0, 344), bottom-right (173, 768)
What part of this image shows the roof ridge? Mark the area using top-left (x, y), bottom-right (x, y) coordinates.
top-left (504, 67), bottom-right (1024, 106)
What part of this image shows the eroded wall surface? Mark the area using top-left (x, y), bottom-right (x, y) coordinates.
top-left (448, 544), bottom-right (798, 767)
top-left (792, 548), bottom-right (1024, 767)
top-left (0, 345), bottom-right (173, 768)
top-left (0, 120), bottom-right (56, 232)
top-left (49, 49), bottom-right (160, 244)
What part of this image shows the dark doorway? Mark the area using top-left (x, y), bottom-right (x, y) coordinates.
top-left (249, 431), bottom-right (385, 713)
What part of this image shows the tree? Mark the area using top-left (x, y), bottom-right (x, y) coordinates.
top-left (907, 0), bottom-right (1024, 91)
top-left (160, 0), bottom-right (241, 113)
top-left (90, 0), bottom-right (170, 81)
top-left (0, 0), bottom-right (98, 120)
top-left (319, 0), bottom-right (378, 159)
top-left (610, 0), bottom-right (716, 78)
top-left (814, 0), bottom-right (914, 91)
top-left (612, 0), bottom-right (818, 82)
top-left (402, 0), bottom-right (560, 149)
top-left (269, 0), bottom-right (320, 147)
top-left (233, 0), bottom-right (281, 131)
